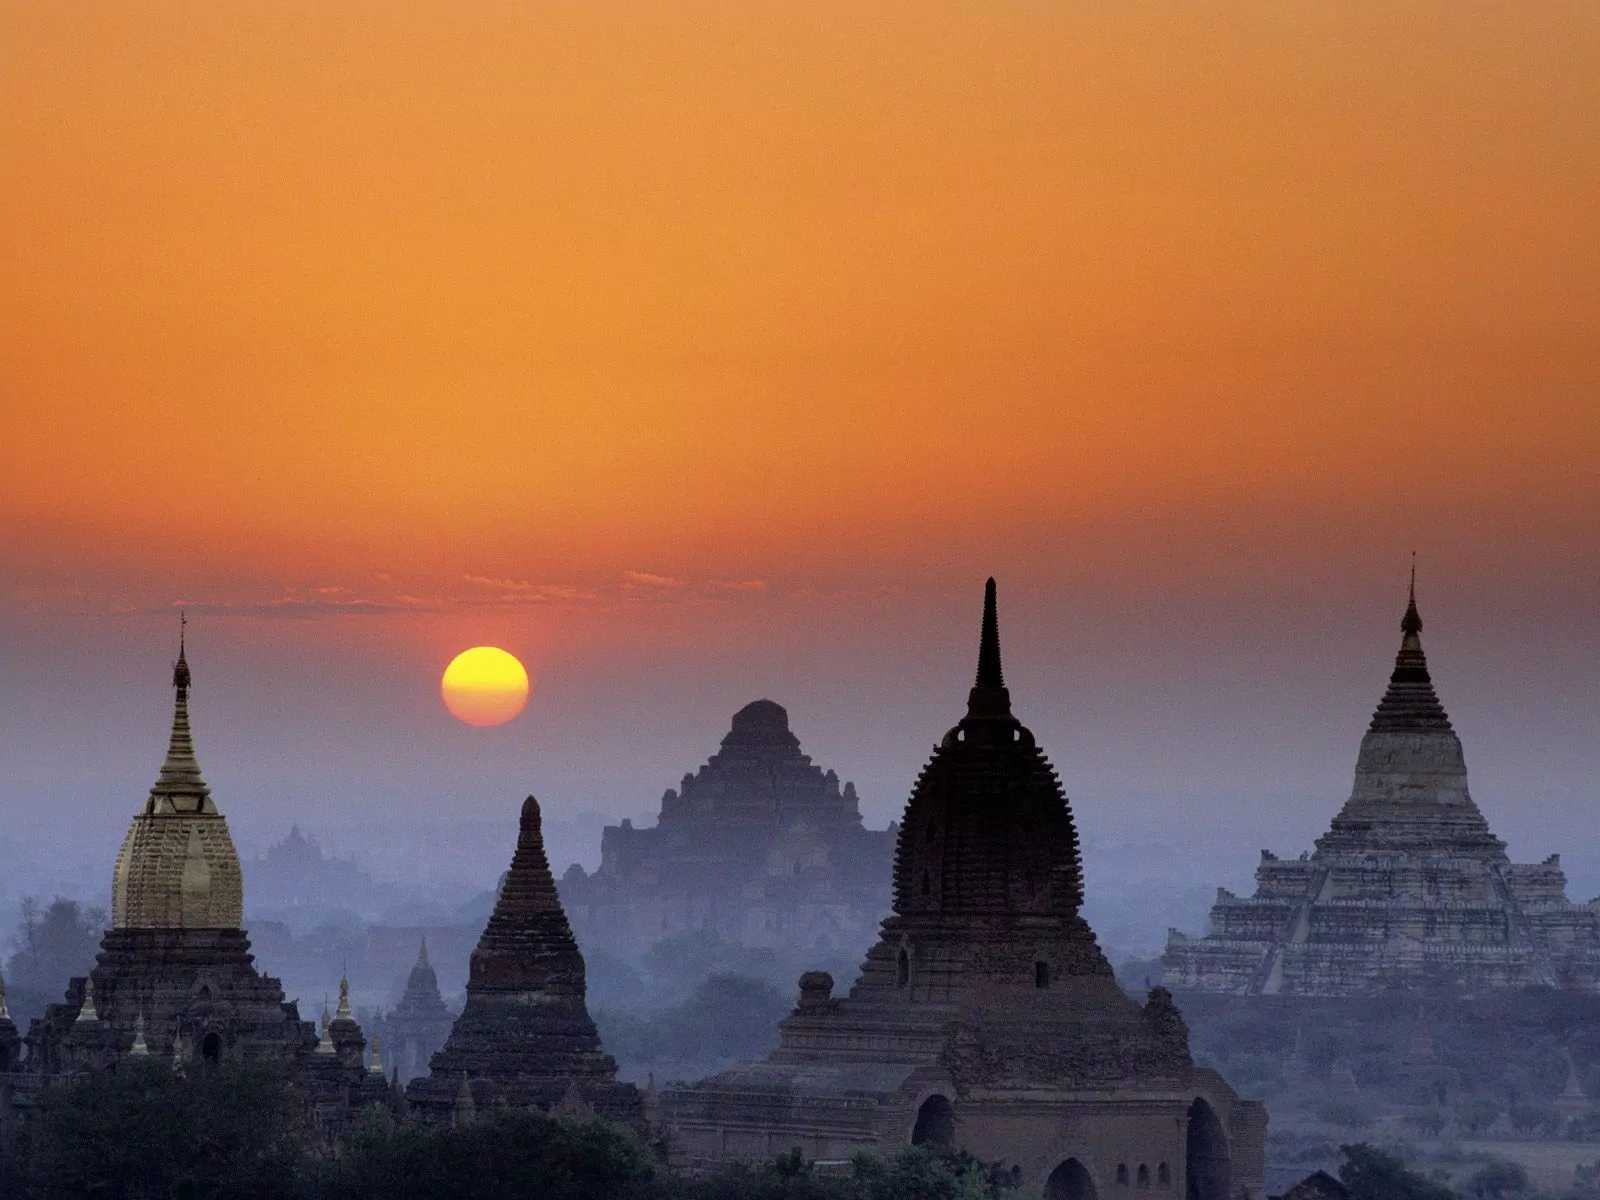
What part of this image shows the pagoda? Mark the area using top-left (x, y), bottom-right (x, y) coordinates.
top-left (665, 581), bottom-right (1266, 1200)
top-left (21, 628), bottom-right (384, 1128)
top-left (559, 700), bottom-right (894, 959)
top-left (376, 939), bottom-right (455, 1084)
top-left (1164, 573), bottom-right (1600, 996)
top-left (407, 796), bottom-right (642, 1124)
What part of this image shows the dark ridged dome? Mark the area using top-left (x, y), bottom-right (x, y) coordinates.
top-left (890, 579), bottom-right (1084, 918)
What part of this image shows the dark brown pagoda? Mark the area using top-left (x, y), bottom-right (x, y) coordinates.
top-left (666, 580), bottom-right (1266, 1199)
top-left (408, 796), bottom-right (641, 1123)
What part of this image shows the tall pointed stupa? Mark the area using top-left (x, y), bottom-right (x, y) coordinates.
top-left (408, 796), bottom-right (641, 1122)
top-left (666, 581), bottom-right (1266, 1199)
top-left (25, 628), bottom-right (387, 1125)
top-left (110, 621), bottom-right (244, 928)
top-left (1164, 572), bottom-right (1600, 996)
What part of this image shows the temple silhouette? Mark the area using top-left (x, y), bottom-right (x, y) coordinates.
top-left (664, 580), bottom-right (1265, 1199)
top-left (560, 699), bottom-right (893, 960)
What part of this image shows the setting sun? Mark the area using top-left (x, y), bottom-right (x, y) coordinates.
top-left (440, 647), bottom-right (530, 728)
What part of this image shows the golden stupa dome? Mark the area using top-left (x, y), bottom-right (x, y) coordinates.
top-left (110, 626), bottom-right (244, 929)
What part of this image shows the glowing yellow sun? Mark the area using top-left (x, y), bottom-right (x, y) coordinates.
top-left (440, 647), bottom-right (530, 727)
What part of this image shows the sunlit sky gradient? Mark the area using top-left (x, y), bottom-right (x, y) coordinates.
top-left (3, 4), bottom-right (1598, 937)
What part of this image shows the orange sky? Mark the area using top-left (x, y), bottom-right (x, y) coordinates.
top-left (5, 1), bottom-right (1597, 606)
top-left (4, 4), bottom-right (1600, 922)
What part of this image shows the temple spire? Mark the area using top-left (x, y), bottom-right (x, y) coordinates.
top-left (966, 577), bottom-right (1012, 719)
top-left (151, 618), bottom-right (213, 814)
top-left (1368, 563), bottom-right (1451, 732)
top-left (1402, 556), bottom-right (1422, 636)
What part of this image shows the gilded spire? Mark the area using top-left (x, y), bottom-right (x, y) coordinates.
top-left (965, 577), bottom-right (1012, 720)
top-left (150, 618), bottom-right (214, 815)
top-left (336, 972), bottom-right (353, 1021)
top-left (369, 1033), bottom-right (386, 1076)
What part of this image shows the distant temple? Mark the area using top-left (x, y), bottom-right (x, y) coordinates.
top-left (666, 581), bottom-right (1266, 1199)
top-left (408, 796), bottom-right (643, 1126)
top-left (13, 631), bottom-right (388, 1130)
top-left (373, 939), bottom-right (455, 1084)
top-left (1164, 574), bottom-right (1600, 996)
top-left (560, 700), bottom-right (895, 958)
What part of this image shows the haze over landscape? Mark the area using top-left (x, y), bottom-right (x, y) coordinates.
top-left (5, 2), bottom-right (1598, 962)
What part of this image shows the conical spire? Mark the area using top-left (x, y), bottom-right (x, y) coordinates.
top-left (417, 937), bottom-right (430, 971)
top-left (369, 1033), bottom-right (386, 1076)
top-left (1369, 564), bottom-right (1452, 732)
top-left (965, 577), bottom-right (1012, 720)
top-left (467, 796), bottom-right (585, 992)
top-left (150, 617), bottom-right (214, 814)
top-left (0, 970), bottom-right (9, 1021)
top-left (1402, 559), bottom-right (1422, 636)
top-left (414, 792), bottom-right (639, 1122)
top-left (130, 1011), bottom-right (150, 1056)
top-left (336, 971), bottom-right (353, 1021)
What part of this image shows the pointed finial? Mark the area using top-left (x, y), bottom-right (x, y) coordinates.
top-left (417, 937), bottom-right (430, 970)
top-left (976, 577), bottom-right (1003, 687)
top-left (1402, 554), bottom-right (1422, 636)
top-left (174, 613), bottom-right (191, 696)
top-left (336, 970), bottom-right (352, 1021)
top-left (130, 1011), bottom-right (150, 1056)
top-left (965, 577), bottom-right (1012, 719)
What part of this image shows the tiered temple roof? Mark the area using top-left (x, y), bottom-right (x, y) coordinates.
top-left (1165, 573), bottom-right (1600, 996)
top-left (665, 581), bottom-right (1265, 1199)
top-left (408, 796), bottom-right (641, 1123)
top-left (377, 939), bottom-right (455, 1083)
top-left (560, 700), bottom-right (894, 957)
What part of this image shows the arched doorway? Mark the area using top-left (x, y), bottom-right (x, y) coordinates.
top-left (910, 1094), bottom-right (955, 1147)
top-left (1045, 1158), bottom-right (1097, 1200)
top-left (201, 1032), bottom-right (222, 1065)
top-left (1186, 1098), bottom-right (1231, 1200)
